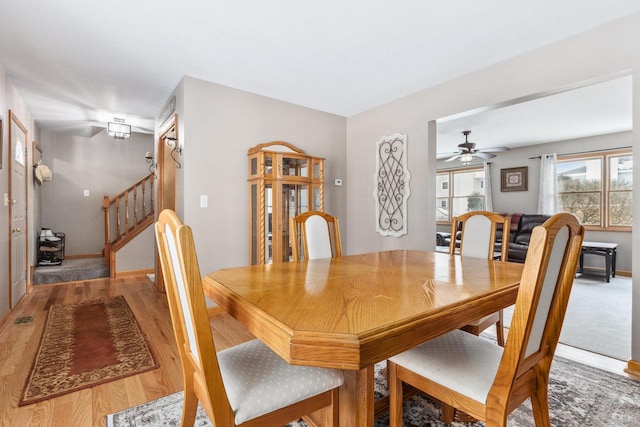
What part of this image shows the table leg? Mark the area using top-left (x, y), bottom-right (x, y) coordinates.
top-left (340, 366), bottom-right (375, 427)
top-left (605, 252), bottom-right (611, 282)
top-left (612, 248), bottom-right (617, 278)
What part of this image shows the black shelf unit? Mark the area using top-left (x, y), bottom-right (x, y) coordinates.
top-left (38, 232), bottom-right (65, 266)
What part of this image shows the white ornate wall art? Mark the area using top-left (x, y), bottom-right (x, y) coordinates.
top-left (373, 133), bottom-right (410, 236)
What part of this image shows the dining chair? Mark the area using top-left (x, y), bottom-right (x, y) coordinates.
top-left (388, 212), bottom-right (584, 427)
top-left (450, 210), bottom-right (511, 346)
top-left (289, 211), bottom-right (342, 261)
top-left (155, 209), bottom-right (344, 427)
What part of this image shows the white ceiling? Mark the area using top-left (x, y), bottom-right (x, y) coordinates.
top-left (1, 1), bottom-right (639, 144)
top-left (437, 75), bottom-right (633, 157)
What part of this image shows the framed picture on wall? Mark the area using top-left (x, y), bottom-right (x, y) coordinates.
top-left (501, 166), bottom-right (528, 192)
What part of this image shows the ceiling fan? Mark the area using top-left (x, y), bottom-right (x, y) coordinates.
top-left (441, 131), bottom-right (510, 165)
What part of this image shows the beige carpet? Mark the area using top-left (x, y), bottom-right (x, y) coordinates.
top-left (503, 274), bottom-right (631, 360)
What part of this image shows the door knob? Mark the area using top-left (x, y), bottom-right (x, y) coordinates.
top-left (11, 199), bottom-right (17, 205)
top-left (12, 227), bottom-right (21, 233)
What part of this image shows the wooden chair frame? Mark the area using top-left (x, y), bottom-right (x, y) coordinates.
top-left (449, 210), bottom-right (510, 261)
top-left (155, 209), bottom-right (340, 426)
top-left (389, 213), bottom-right (585, 427)
top-left (450, 210), bottom-right (511, 346)
top-left (289, 211), bottom-right (342, 261)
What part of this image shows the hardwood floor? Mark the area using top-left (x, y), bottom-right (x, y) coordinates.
top-left (0, 275), bottom-right (634, 426)
top-left (0, 275), bottom-right (254, 427)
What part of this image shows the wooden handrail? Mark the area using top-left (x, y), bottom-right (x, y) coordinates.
top-left (103, 173), bottom-right (155, 275)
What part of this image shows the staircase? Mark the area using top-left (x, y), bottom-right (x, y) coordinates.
top-left (103, 173), bottom-right (155, 277)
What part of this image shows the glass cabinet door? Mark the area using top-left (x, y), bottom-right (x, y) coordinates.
top-left (248, 142), bottom-right (324, 264)
top-left (282, 156), bottom-right (308, 177)
top-left (276, 184), bottom-right (308, 263)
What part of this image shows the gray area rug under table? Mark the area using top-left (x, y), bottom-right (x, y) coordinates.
top-left (106, 356), bottom-right (640, 426)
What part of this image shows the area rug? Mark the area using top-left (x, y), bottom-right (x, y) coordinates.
top-left (20, 296), bottom-right (158, 405)
top-left (106, 356), bottom-right (640, 426)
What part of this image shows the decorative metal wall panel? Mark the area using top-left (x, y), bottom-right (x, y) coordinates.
top-left (373, 133), bottom-right (410, 236)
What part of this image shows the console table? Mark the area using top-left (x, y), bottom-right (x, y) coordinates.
top-left (579, 241), bottom-right (617, 282)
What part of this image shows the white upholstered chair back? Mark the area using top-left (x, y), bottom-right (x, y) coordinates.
top-left (496, 212), bottom-right (584, 392)
top-left (460, 215), bottom-right (493, 259)
top-left (305, 214), bottom-right (333, 260)
top-left (523, 225), bottom-right (570, 357)
top-left (450, 211), bottom-right (509, 261)
top-left (164, 222), bottom-right (200, 362)
top-left (290, 211), bottom-right (342, 261)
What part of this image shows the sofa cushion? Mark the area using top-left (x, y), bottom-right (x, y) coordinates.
top-left (507, 243), bottom-right (529, 262)
top-left (495, 213), bottom-right (523, 243)
top-left (513, 214), bottom-right (550, 245)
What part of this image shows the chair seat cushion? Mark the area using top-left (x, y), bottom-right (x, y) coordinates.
top-left (389, 329), bottom-right (503, 404)
top-left (218, 339), bottom-right (344, 424)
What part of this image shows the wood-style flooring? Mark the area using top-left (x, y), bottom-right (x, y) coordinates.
top-left (0, 275), bottom-right (254, 427)
top-left (0, 275), bottom-right (634, 426)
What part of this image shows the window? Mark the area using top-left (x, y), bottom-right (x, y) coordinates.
top-left (437, 168), bottom-right (485, 222)
top-left (557, 150), bottom-right (632, 229)
top-left (608, 154), bottom-right (632, 226)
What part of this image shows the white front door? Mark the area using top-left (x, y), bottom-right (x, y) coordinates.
top-left (9, 111), bottom-right (28, 308)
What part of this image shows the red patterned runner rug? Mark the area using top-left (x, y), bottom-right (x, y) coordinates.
top-left (20, 296), bottom-right (158, 406)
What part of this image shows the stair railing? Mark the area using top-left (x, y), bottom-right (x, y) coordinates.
top-left (103, 173), bottom-right (155, 274)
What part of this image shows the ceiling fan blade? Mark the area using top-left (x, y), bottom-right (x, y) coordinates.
top-left (444, 154), bottom-right (461, 162)
top-left (480, 146), bottom-right (510, 153)
top-left (475, 152), bottom-right (496, 159)
top-left (437, 152), bottom-right (459, 160)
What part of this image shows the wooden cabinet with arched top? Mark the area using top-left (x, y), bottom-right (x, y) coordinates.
top-left (248, 141), bottom-right (324, 264)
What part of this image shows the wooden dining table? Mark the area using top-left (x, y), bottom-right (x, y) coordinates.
top-left (202, 250), bottom-right (524, 427)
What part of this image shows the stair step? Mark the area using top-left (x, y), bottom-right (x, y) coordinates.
top-left (33, 258), bottom-right (109, 285)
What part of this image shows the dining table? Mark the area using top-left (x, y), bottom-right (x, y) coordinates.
top-left (202, 249), bottom-right (524, 427)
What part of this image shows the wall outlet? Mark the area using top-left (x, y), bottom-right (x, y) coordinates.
top-left (334, 178), bottom-right (343, 186)
top-left (200, 195), bottom-right (208, 208)
top-left (83, 190), bottom-right (90, 197)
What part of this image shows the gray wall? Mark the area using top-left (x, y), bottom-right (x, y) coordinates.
top-left (40, 130), bottom-right (154, 261)
top-left (159, 76), bottom-right (347, 277)
top-left (345, 13), bottom-right (640, 362)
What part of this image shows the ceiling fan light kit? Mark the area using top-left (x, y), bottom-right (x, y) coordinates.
top-left (443, 130), bottom-right (510, 165)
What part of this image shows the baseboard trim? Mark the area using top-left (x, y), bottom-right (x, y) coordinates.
top-left (65, 253), bottom-right (103, 259)
top-left (116, 268), bottom-right (154, 277)
top-left (625, 359), bottom-right (640, 379)
top-left (579, 266), bottom-right (631, 277)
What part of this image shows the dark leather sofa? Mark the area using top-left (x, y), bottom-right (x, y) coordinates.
top-left (496, 213), bottom-right (551, 263)
top-left (437, 212), bottom-right (551, 263)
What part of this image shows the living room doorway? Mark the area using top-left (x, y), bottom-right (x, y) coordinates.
top-left (433, 73), bottom-right (633, 362)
